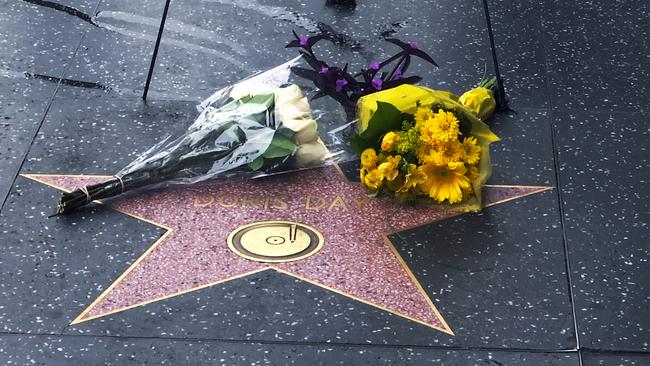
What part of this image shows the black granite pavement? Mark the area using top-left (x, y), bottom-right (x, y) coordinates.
top-left (0, 0), bottom-right (648, 364)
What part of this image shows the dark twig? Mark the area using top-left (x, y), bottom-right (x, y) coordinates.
top-left (481, 0), bottom-right (509, 111)
top-left (143, 0), bottom-right (172, 100)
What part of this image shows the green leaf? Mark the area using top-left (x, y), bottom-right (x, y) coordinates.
top-left (349, 101), bottom-right (403, 153)
top-left (262, 133), bottom-right (298, 159)
top-left (349, 134), bottom-right (367, 153)
top-left (248, 156), bottom-right (264, 171)
top-left (270, 134), bottom-right (298, 151)
top-left (262, 145), bottom-right (294, 159)
top-left (276, 126), bottom-right (296, 139)
top-left (399, 157), bottom-right (410, 173)
top-left (239, 93), bottom-right (275, 108)
top-left (359, 102), bottom-right (403, 141)
top-left (235, 93), bottom-right (276, 127)
top-left (458, 114), bottom-right (473, 138)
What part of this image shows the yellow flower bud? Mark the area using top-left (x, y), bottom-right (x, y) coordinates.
top-left (458, 87), bottom-right (496, 121)
top-left (377, 155), bottom-right (401, 181)
top-left (362, 168), bottom-right (382, 190)
top-left (381, 131), bottom-right (400, 152)
top-left (360, 148), bottom-right (378, 168)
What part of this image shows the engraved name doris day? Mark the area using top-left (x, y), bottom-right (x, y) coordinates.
top-left (193, 193), bottom-right (370, 211)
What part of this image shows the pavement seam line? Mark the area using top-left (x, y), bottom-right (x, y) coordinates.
top-left (0, 0), bottom-right (103, 213)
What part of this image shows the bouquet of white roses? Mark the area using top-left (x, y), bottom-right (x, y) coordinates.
top-left (55, 58), bottom-right (350, 214)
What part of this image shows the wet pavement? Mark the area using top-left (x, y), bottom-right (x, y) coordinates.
top-left (1, 0), bottom-right (648, 364)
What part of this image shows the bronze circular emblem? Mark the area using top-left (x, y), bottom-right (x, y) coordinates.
top-left (227, 221), bottom-right (324, 263)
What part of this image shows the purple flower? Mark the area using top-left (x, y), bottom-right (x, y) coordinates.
top-left (393, 68), bottom-right (403, 80)
top-left (371, 78), bottom-right (383, 90)
top-left (335, 79), bottom-right (348, 92)
top-left (369, 62), bottom-right (380, 70)
top-left (299, 36), bottom-right (308, 46)
top-left (409, 41), bottom-right (418, 49)
top-left (319, 65), bottom-right (329, 74)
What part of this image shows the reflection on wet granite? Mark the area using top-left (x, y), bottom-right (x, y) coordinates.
top-left (487, 108), bottom-right (556, 185)
top-left (541, 0), bottom-right (649, 112)
top-left (23, 86), bottom-right (196, 175)
top-left (56, 0), bottom-right (549, 106)
top-left (0, 0), bottom-right (87, 76)
top-left (0, 0), bottom-right (96, 204)
top-left (394, 191), bottom-right (575, 349)
top-left (554, 111), bottom-right (649, 351)
top-left (0, 178), bottom-right (166, 333)
top-left (0, 79), bottom-right (56, 204)
top-left (582, 351), bottom-right (650, 366)
top-left (0, 334), bottom-right (580, 365)
top-left (482, 0), bottom-right (551, 108)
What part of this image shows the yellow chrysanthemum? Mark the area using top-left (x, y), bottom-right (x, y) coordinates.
top-left (440, 140), bottom-right (464, 163)
top-left (361, 167), bottom-right (383, 190)
top-left (360, 148), bottom-right (378, 168)
top-left (414, 107), bottom-right (434, 127)
top-left (381, 131), bottom-right (400, 152)
top-left (419, 147), bottom-right (445, 166)
top-left (418, 119), bottom-right (437, 146)
top-left (377, 155), bottom-right (401, 181)
top-left (462, 137), bottom-right (481, 165)
top-left (416, 145), bottom-right (431, 161)
top-left (419, 140), bottom-right (464, 166)
top-left (429, 109), bottom-right (460, 143)
top-left (418, 110), bottom-right (461, 146)
top-left (462, 164), bottom-right (479, 199)
top-left (418, 162), bottom-right (470, 204)
top-left (398, 164), bottom-right (427, 193)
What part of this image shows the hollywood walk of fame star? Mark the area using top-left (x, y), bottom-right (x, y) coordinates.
top-left (24, 166), bottom-right (551, 335)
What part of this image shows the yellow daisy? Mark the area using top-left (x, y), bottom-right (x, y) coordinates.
top-left (419, 162), bottom-right (470, 204)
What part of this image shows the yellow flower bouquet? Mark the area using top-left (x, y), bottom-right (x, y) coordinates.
top-left (353, 83), bottom-right (500, 210)
top-left (285, 33), bottom-right (500, 210)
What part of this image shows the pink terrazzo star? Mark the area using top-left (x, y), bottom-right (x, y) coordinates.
top-left (25, 166), bottom-right (551, 334)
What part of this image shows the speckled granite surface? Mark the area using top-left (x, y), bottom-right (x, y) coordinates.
top-left (0, 0), bottom-right (647, 364)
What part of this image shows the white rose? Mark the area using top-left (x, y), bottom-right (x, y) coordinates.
top-left (294, 139), bottom-right (331, 167)
top-left (229, 82), bottom-right (275, 100)
top-left (282, 118), bottom-right (318, 144)
top-left (274, 84), bottom-right (304, 107)
top-left (275, 97), bottom-right (311, 122)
